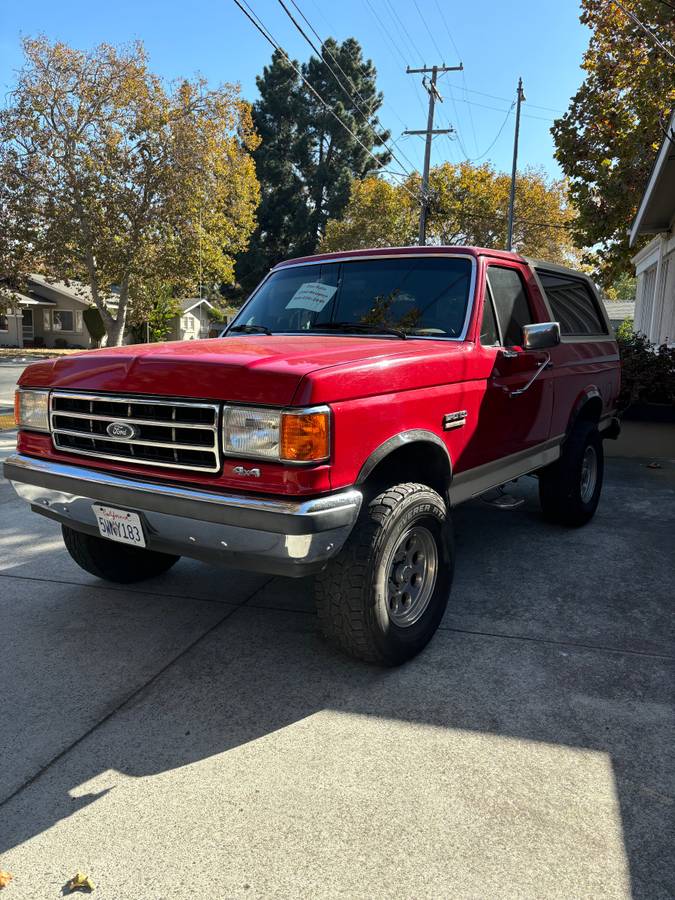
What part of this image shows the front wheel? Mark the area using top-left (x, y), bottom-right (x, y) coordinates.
top-left (62, 525), bottom-right (180, 583)
top-left (314, 482), bottom-right (453, 666)
top-left (538, 420), bottom-right (604, 527)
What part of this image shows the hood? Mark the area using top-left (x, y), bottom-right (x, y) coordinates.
top-left (18, 335), bottom-right (469, 406)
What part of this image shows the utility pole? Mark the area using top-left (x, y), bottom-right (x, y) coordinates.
top-left (405, 63), bottom-right (463, 246)
top-left (506, 77), bottom-right (526, 252)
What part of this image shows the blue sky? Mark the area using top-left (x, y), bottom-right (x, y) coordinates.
top-left (0, 0), bottom-right (589, 181)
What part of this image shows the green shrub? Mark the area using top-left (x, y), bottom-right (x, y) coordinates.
top-left (82, 307), bottom-right (106, 346)
top-left (616, 320), bottom-right (675, 411)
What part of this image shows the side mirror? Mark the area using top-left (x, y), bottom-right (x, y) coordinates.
top-left (522, 321), bottom-right (560, 350)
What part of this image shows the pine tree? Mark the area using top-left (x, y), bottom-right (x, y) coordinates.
top-left (237, 39), bottom-right (390, 293)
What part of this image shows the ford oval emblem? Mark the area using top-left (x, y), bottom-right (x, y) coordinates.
top-left (106, 421), bottom-right (137, 440)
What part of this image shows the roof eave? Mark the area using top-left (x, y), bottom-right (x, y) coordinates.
top-left (629, 108), bottom-right (675, 247)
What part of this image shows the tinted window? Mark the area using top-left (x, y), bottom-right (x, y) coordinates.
top-left (480, 293), bottom-right (499, 346)
top-left (231, 257), bottom-right (473, 337)
top-left (486, 267), bottom-right (534, 346)
top-left (537, 270), bottom-right (608, 336)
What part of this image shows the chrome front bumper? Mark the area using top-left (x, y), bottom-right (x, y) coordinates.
top-left (3, 454), bottom-right (362, 577)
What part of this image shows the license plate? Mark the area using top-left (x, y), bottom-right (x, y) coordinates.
top-left (93, 504), bottom-right (146, 548)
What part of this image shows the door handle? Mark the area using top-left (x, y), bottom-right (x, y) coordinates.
top-left (508, 353), bottom-right (551, 398)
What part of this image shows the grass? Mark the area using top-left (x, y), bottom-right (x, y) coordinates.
top-left (0, 348), bottom-right (84, 359)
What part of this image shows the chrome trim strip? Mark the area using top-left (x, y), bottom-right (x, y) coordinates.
top-left (50, 409), bottom-right (218, 431)
top-left (50, 440), bottom-right (221, 473)
top-left (52, 428), bottom-right (216, 453)
top-left (51, 391), bottom-right (219, 411)
top-left (449, 436), bottom-right (565, 506)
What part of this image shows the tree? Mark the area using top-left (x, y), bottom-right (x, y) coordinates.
top-left (552, 0), bottom-right (675, 285)
top-left (322, 163), bottom-right (578, 266)
top-left (235, 50), bottom-right (307, 294)
top-left (0, 37), bottom-right (260, 345)
top-left (237, 39), bottom-right (390, 293)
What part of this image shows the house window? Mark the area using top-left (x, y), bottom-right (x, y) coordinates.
top-left (50, 310), bottom-right (83, 333)
top-left (0, 312), bottom-right (8, 331)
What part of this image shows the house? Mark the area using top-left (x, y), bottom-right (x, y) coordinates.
top-left (0, 274), bottom-right (116, 350)
top-left (601, 299), bottom-right (635, 332)
top-left (630, 108), bottom-right (675, 347)
top-left (169, 298), bottom-right (216, 341)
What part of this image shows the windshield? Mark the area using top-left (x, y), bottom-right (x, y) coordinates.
top-left (228, 256), bottom-right (473, 338)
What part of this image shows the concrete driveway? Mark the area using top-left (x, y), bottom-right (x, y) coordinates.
top-left (0, 451), bottom-right (673, 899)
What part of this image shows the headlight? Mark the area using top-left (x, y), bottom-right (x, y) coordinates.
top-left (222, 405), bottom-right (330, 463)
top-left (15, 389), bottom-right (50, 432)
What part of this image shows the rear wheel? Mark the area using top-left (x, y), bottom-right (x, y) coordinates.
top-left (62, 525), bottom-right (179, 583)
top-left (539, 420), bottom-right (604, 526)
top-left (314, 482), bottom-right (453, 666)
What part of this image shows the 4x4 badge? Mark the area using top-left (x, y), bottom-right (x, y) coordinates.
top-left (443, 410), bottom-right (467, 430)
top-left (233, 465), bottom-right (261, 478)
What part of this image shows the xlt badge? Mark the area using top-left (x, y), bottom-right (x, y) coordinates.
top-left (443, 410), bottom-right (467, 430)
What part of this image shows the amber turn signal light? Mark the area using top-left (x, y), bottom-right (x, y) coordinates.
top-left (280, 410), bottom-right (330, 462)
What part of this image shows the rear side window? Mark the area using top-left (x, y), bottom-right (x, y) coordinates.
top-left (536, 270), bottom-right (608, 336)
top-left (486, 267), bottom-right (534, 346)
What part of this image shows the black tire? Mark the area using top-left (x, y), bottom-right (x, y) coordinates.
top-left (314, 482), bottom-right (453, 666)
top-left (62, 525), bottom-right (179, 584)
top-left (538, 420), bottom-right (604, 527)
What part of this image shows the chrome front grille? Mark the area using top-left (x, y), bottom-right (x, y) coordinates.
top-left (50, 392), bottom-right (221, 473)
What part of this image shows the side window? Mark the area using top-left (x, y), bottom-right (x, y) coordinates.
top-left (480, 292), bottom-right (500, 346)
top-left (536, 270), bottom-right (608, 336)
top-left (486, 267), bottom-right (534, 346)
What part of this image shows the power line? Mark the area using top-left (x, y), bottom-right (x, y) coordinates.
top-left (411, 0), bottom-right (446, 61)
top-left (286, 0), bottom-right (412, 137)
top-left (383, 0), bottom-right (425, 63)
top-left (468, 103), bottom-right (515, 161)
top-left (609, 0), bottom-right (675, 64)
top-left (276, 0), bottom-right (420, 178)
top-left (446, 92), bottom-right (555, 123)
top-left (231, 0), bottom-right (423, 205)
top-left (363, 0), bottom-right (429, 122)
top-left (456, 86), bottom-right (565, 114)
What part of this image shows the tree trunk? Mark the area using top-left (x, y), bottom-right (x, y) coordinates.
top-left (105, 315), bottom-right (126, 347)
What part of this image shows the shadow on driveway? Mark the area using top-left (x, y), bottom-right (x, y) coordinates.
top-left (0, 458), bottom-right (673, 897)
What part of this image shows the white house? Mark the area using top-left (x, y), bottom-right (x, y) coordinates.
top-left (170, 298), bottom-right (216, 341)
top-left (630, 108), bottom-right (675, 347)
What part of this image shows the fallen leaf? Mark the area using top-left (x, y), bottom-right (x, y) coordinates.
top-left (0, 871), bottom-right (13, 890)
top-left (65, 872), bottom-right (95, 893)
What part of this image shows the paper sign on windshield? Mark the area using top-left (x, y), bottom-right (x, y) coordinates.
top-left (286, 282), bottom-right (337, 312)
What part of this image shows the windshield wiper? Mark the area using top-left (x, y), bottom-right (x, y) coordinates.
top-left (310, 321), bottom-right (407, 340)
top-left (228, 323), bottom-right (273, 335)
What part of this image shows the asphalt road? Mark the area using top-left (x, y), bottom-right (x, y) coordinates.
top-left (0, 453), bottom-right (673, 899)
top-left (0, 363), bottom-right (28, 407)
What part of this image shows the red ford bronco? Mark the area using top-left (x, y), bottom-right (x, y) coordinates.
top-left (6, 247), bottom-right (620, 665)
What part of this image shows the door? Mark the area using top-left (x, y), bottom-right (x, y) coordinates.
top-left (21, 309), bottom-right (34, 345)
top-left (475, 263), bottom-right (554, 461)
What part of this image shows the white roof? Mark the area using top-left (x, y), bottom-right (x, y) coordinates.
top-left (629, 108), bottom-right (675, 246)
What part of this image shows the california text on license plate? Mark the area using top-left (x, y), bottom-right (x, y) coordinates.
top-left (92, 504), bottom-right (146, 548)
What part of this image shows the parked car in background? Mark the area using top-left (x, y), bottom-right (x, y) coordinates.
top-left (6, 246), bottom-right (620, 664)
